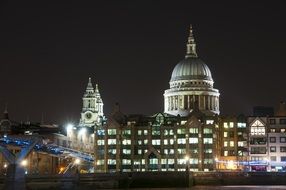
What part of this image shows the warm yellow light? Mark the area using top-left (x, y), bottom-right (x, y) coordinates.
top-left (3, 163), bottom-right (7, 168)
top-left (226, 160), bottom-right (236, 170)
top-left (21, 160), bottom-right (28, 167)
top-left (74, 159), bottom-right (80, 165)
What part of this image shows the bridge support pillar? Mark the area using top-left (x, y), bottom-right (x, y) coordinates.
top-left (4, 164), bottom-right (26, 190)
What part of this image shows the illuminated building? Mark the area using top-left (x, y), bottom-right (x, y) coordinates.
top-left (93, 26), bottom-right (221, 172)
top-left (217, 115), bottom-right (248, 171)
top-left (94, 105), bottom-right (219, 172)
top-left (164, 25), bottom-right (220, 116)
top-left (248, 102), bottom-right (286, 172)
top-left (79, 77), bottom-right (104, 127)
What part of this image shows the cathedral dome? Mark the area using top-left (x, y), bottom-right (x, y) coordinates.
top-left (170, 57), bottom-right (212, 82)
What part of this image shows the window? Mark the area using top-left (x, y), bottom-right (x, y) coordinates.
top-left (138, 149), bottom-right (142, 154)
top-left (177, 138), bottom-right (186, 144)
top-left (152, 139), bottom-right (160, 145)
top-left (177, 128), bottom-right (186, 134)
top-left (204, 149), bottom-right (212, 153)
top-left (170, 139), bottom-right (174, 145)
top-left (229, 122), bottom-right (234, 128)
top-left (97, 159), bottom-right (104, 165)
top-left (190, 128), bottom-right (198, 134)
top-left (190, 158), bottom-right (198, 164)
top-left (137, 140), bottom-right (142, 145)
top-left (123, 129), bottom-right (131, 135)
top-left (97, 129), bottom-right (105, 136)
top-left (250, 126), bottom-right (265, 135)
top-left (270, 156), bottom-right (276, 161)
top-left (270, 128), bottom-right (276, 133)
top-left (122, 159), bottom-right (131, 165)
top-left (137, 130), bottom-right (142, 135)
top-left (237, 123), bottom-right (246, 128)
top-left (203, 138), bottom-right (213, 144)
top-left (107, 159), bottom-right (116, 165)
top-left (143, 139), bottom-right (148, 145)
top-left (108, 129), bottom-right (116, 135)
top-left (177, 148), bottom-right (186, 154)
top-left (108, 139), bottom-right (116, 145)
top-left (281, 156), bottom-right (286, 162)
top-left (250, 147), bottom-right (267, 154)
top-left (223, 122), bottom-right (228, 128)
top-left (270, 146), bottom-right (276, 152)
top-left (206, 120), bottom-right (214, 124)
top-left (238, 141), bottom-right (245, 147)
top-left (143, 130), bottom-right (148, 135)
top-left (123, 149), bottom-right (131, 154)
top-left (224, 151), bottom-right (228, 156)
top-left (224, 132), bottom-right (228, 138)
top-left (230, 141), bottom-right (234, 147)
top-left (204, 159), bottom-right (213, 164)
top-left (280, 147), bottom-right (286, 152)
top-left (203, 128), bottom-right (212, 134)
top-left (270, 119), bottom-right (276, 124)
top-left (224, 141), bottom-right (228, 147)
top-left (164, 139), bottom-right (168, 145)
top-left (108, 149), bottom-right (116, 154)
top-left (169, 129), bottom-right (174, 135)
top-left (97, 140), bottom-right (105, 145)
top-left (122, 139), bottom-right (131, 145)
top-left (280, 119), bottom-right (286, 124)
top-left (281, 129), bottom-right (286, 133)
top-left (189, 138), bottom-right (198, 144)
top-left (270, 137), bottom-right (276, 143)
top-left (280, 137), bottom-right (286, 143)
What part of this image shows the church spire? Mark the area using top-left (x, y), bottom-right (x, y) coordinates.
top-left (185, 25), bottom-right (198, 58)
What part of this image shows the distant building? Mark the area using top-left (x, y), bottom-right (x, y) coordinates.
top-left (0, 106), bottom-right (12, 135)
top-left (163, 25), bottom-right (220, 117)
top-left (79, 77), bottom-right (104, 127)
top-left (217, 115), bottom-right (248, 171)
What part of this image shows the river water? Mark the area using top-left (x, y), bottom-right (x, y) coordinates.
top-left (122, 187), bottom-right (286, 190)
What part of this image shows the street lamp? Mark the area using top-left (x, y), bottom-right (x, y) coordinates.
top-left (184, 155), bottom-right (190, 188)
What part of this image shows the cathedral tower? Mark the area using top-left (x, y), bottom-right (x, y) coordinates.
top-left (164, 25), bottom-right (220, 116)
top-left (79, 77), bottom-right (104, 127)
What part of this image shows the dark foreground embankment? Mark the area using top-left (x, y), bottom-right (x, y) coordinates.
top-left (1, 171), bottom-right (286, 189)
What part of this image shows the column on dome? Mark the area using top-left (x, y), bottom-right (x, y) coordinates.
top-left (208, 96), bottom-right (211, 110)
top-left (187, 95), bottom-right (190, 109)
top-left (203, 95), bottom-right (206, 110)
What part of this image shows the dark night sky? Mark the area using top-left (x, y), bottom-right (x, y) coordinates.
top-left (0, 1), bottom-right (286, 124)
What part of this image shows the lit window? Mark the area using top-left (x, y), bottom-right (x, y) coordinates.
top-left (270, 128), bottom-right (276, 133)
top-left (123, 129), bottom-right (131, 135)
top-left (122, 159), bottom-right (131, 165)
top-left (144, 140), bottom-right (148, 145)
top-left (204, 149), bottom-right (212, 153)
top-left (96, 159), bottom-right (104, 165)
top-left (224, 151), bottom-right (228, 156)
top-left (123, 139), bottom-right (131, 145)
top-left (164, 130), bottom-right (168, 135)
top-left (203, 128), bottom-right (212, 134)
top-left (138, 149), bottom-right (142, 154)
top-left (189, 138), bottom-right (198, 144)
top-left (152, 139), bottom-right (160, 145)
top-left (204, 159), bottom-right (213, 164)
top-left (237, 123), bottom-right (246, 128)
top-left (142, 159), bottom-right (145, 164)
top-left (161, 159), bottom-right (167, 164)
top-left (238, 141), bottom-right (245, 147)
top-left (138, 130), bottom-right (142, 135)
top-left (170, 139), bottom-right (174, 145)
top-left (178, 148), bottom-right (186, 154)
top-left (169, 149), bottom-right (174, 154)
top-left (230, 141), bottom-right (234, 147)
top-left (137, 140), bottom-right (142, 145)
top-left (123, 149), bottom-right (131, 154)
top-left (224, 141), bottom-right (228, 147)
top-left (203, 138), bottom-right (213, 144)
top-left (229, 122), bottom-right (234, 128)
top-left (190, 158), bottom-right (198, 164)
top-left (177, 128), bottom-right (186, 134)
top-left (143, 130), bottom-right (148, 135)
top-left (107, 159), bottom-right (116, 165)
top-left (168, 159), bottom-right (175, 164)
top-left (169, 130), bottom-right (174, 135)
top-left (108, 139), bottom-right (116, 145)
top-left (224, 122), bottom-right (228, 128)
top-left (177, 138), bottom-right (186, 144)
top-left (97, 140), bottom-right (105, 145)
top-left (164, 149), bottom-right (168, 154)
top-left (206, 120), bottom-right (214, 125)
top-left (190, 128), bottom-right (198, 134)
top-left (281, 129), bottom-right (286, 133)
top-left (224, 132), bottom-right (228, 138)
top-left (177, 159), bottom-right (185, 164)
top-left (270, 146), bottom-right (276, 152)
top-left (108, 129), bottom-right (116, 135)
top-left (250, 126), bottom-right (265, 135)
top-left (164, 139), bottom-right (168, 145)
top-left (108, 149), bottom-right (116, 154)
